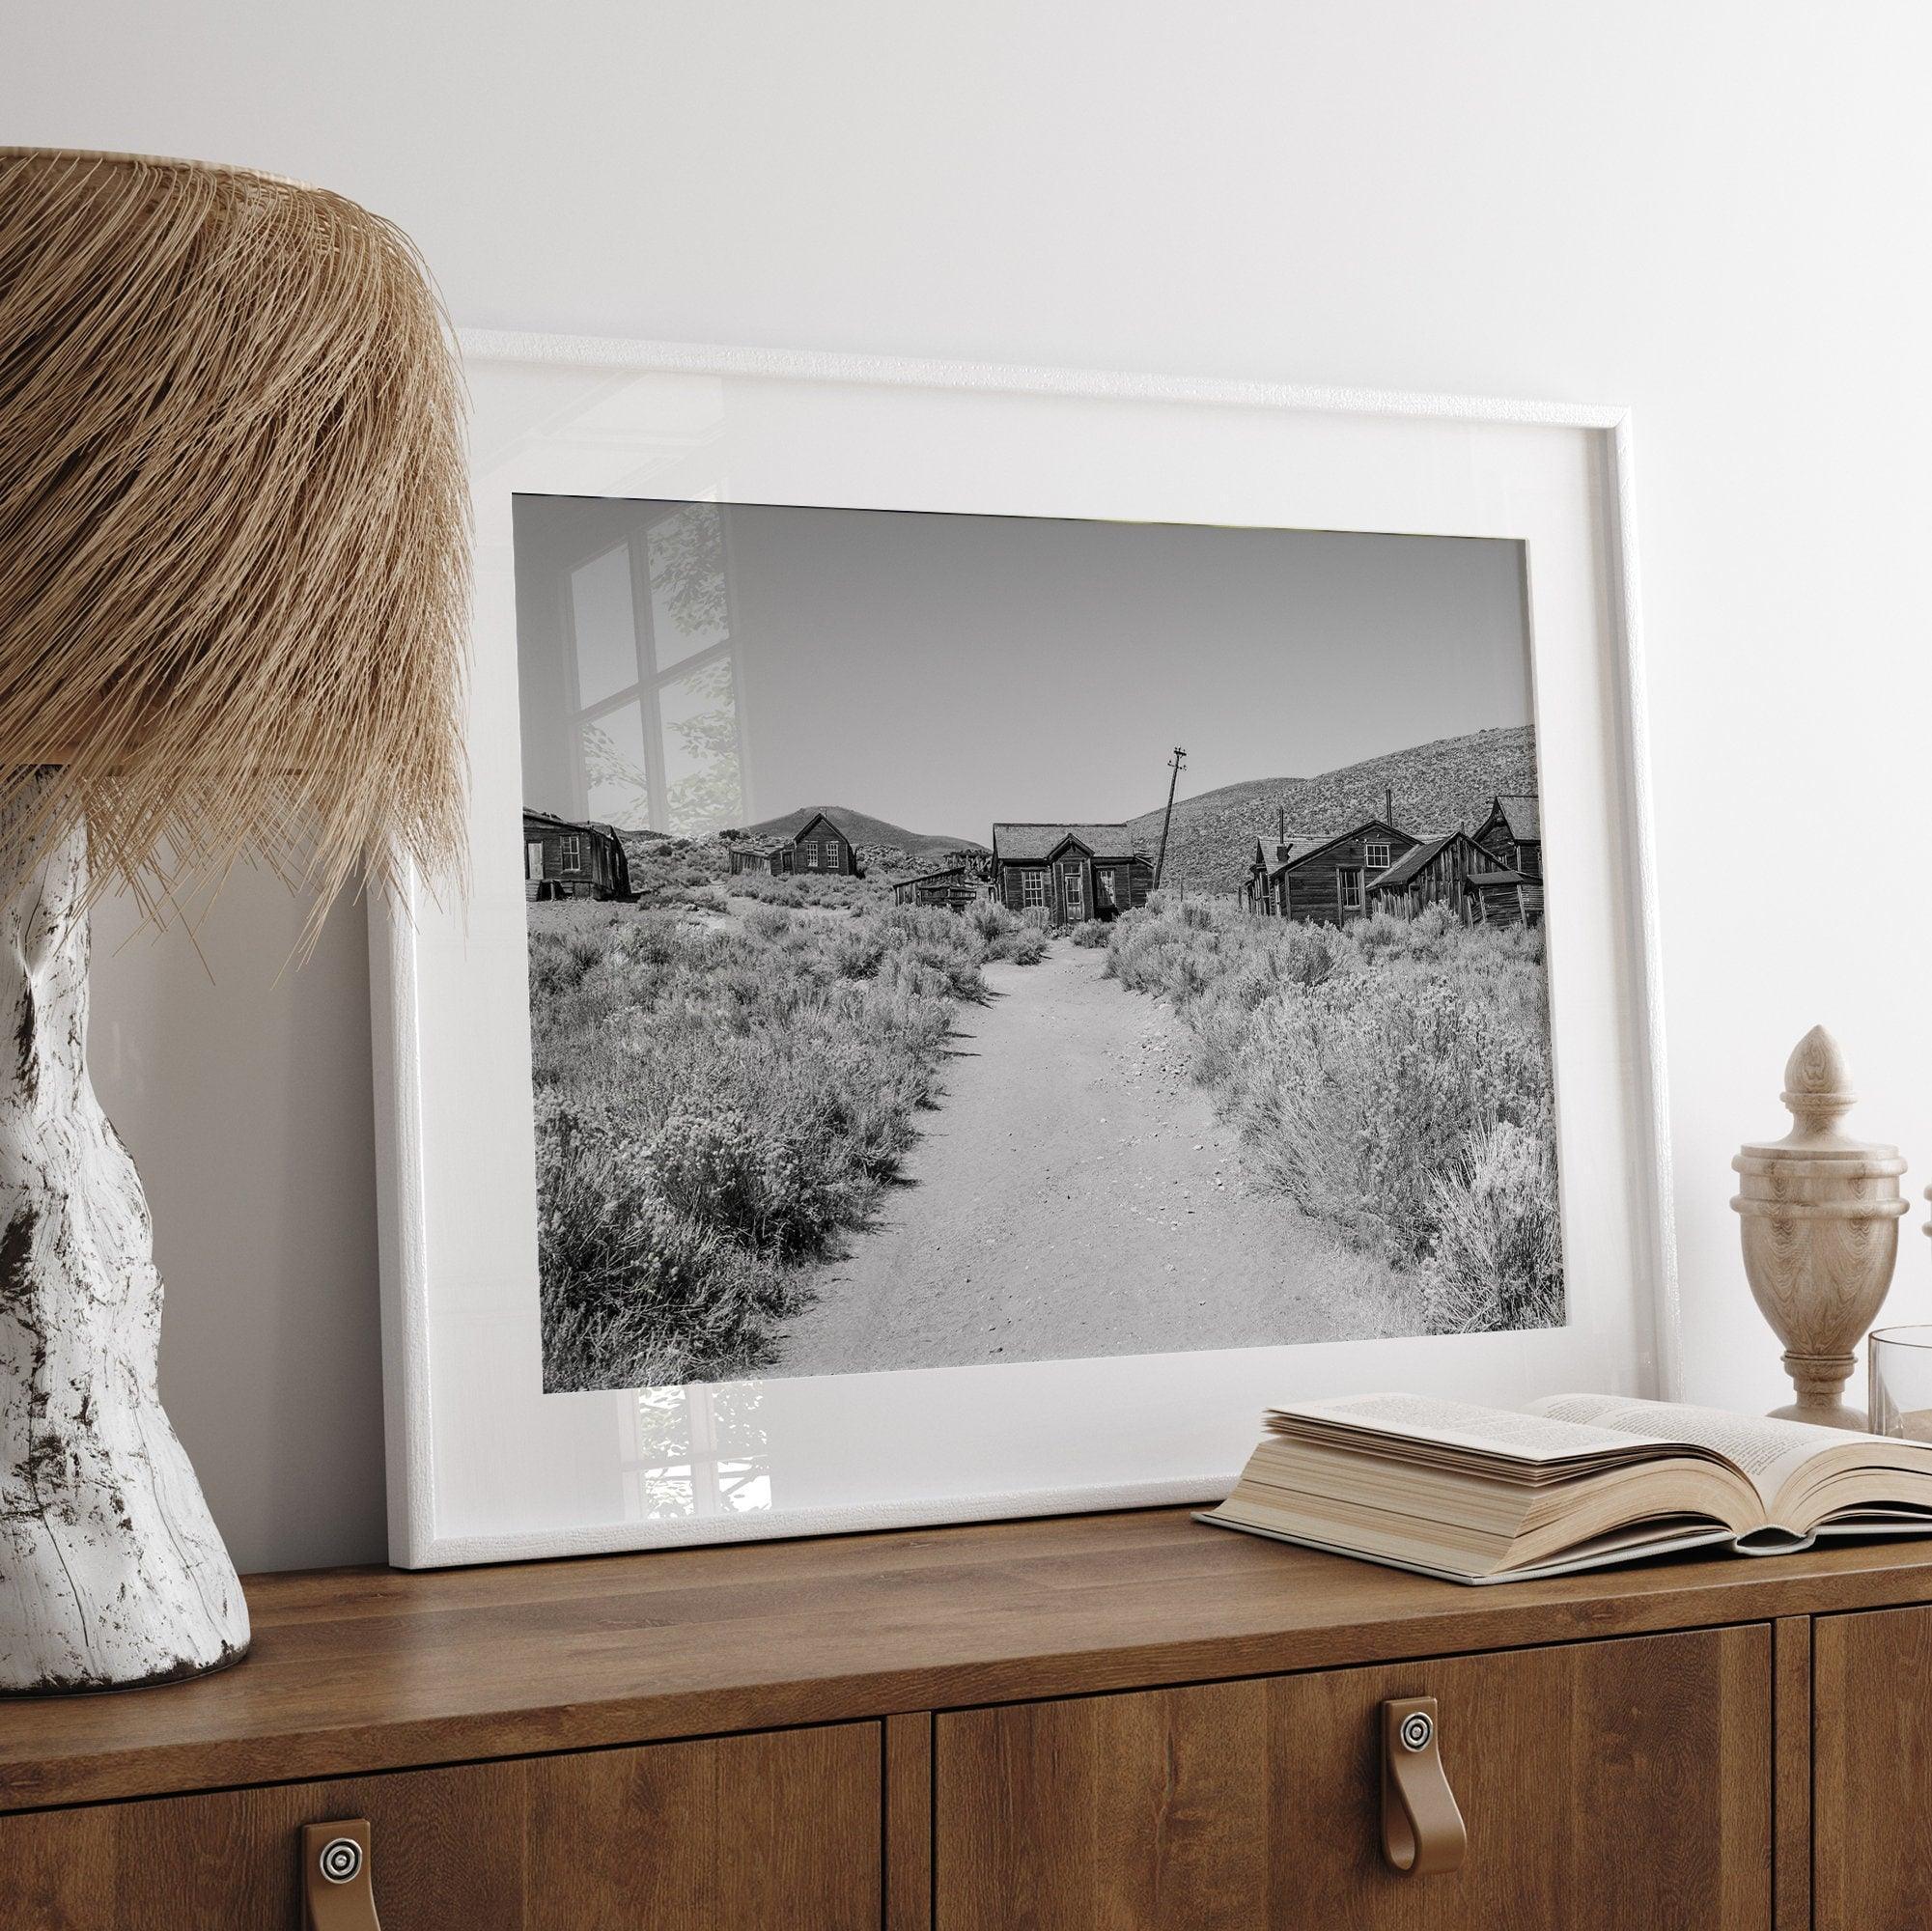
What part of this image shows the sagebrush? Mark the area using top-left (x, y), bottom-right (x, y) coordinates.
top-left (531, 894), bottom-right (1047, 1389)
top-left (1106, 900), bottom-right (1559, 1332)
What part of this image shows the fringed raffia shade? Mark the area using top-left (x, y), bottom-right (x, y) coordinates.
top-left (0, 148), bottom-right (468, 930)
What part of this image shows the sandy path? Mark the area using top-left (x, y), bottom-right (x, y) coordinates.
top-left (773, 945), bottom-right (1423, 1376)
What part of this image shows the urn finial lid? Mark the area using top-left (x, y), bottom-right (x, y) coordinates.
top-left (1741, 1024), bottom-right (1894, 1161)
top-left (1781, 1024), bottom-right (1855, 1140)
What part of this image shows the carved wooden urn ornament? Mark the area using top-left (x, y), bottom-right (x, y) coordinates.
top-left (0, 150), bottom-right (467, 1692)
top-left (1731, 1027), bottom-right (1907, 1431)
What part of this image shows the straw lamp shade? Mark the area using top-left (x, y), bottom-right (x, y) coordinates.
top-left (0, 150), bottom-right (470, 1691)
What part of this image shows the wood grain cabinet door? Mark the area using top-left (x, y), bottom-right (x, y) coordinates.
top-left (937, 1626), bottom-right (1771, 1930)
top-left (0, 1721), bottom-right (880, 1930)
top-left (1814, 1604), bottom-right (1932, 1931)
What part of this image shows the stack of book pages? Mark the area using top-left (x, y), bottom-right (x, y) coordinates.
top-left (1200, 1391), bottom-right (1932, 1583)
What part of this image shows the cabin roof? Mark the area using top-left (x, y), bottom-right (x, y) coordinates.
top-left (1367, 831), bottom-right (1459, 890)
top-left (1486, 795), bottom-right (1541, 842)
top-left (522, 806), bottom-right (621, 843)
top-left (992, 823), bottom-right (1148, 863)
top-left (1467, 865), bottom-right (1528, 886)
top-left (1275, 815), bottom-right (1413, 875)
top-left (1252, 830), bottom-right (1322, 869)
top-left (778, 807), bottom-right (854, 845)
top-left (732, 834), bottom-right (793, 856)
top-left (892, 865), bottom-right (969, 886)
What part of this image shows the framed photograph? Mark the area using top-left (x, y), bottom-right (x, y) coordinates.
top-left (371, 334), bottom-right (1676, 1566)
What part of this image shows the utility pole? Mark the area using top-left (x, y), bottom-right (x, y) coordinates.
top-left (1153, 746), bottom-right (1187, 889)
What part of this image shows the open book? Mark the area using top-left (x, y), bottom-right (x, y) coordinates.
top-left (1198, 1392), bottom-right (1932, 1583)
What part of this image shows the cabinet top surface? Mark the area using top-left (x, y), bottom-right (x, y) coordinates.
top-left (6, 1505), bottom-right (1932, 1811)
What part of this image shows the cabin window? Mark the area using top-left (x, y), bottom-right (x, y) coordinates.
top-left (1097, 867), bottom-right (1119, 907)
top-left (1340, 867), bottom-right (1364, 910)
top-left (561, 834), bottom-right (582, 875)
top-left (824, 839), bottom-right (841, 868)
top-left (1021, 869), bottom-right (1049, 908)
top-left (1364, 842), bottom-right (1391, 872)
top-left (804, 842), bottom-right (821, 869)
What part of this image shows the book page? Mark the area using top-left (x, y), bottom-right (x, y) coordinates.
top-left (1271, 1392), bottom-right (1667, 1463)
top-left (1528, 1394), bottom-right (1848, 1506)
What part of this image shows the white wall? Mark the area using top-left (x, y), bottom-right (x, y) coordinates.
top-left (11, 1), bottom-right (1930, 1572)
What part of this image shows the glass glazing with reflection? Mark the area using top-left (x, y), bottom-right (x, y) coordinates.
top-left (1868, 1325), bottom-right (1932, 1440)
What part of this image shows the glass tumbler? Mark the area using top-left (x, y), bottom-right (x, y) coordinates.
top-left (1867, 1326), bottom-right (1932, 1440)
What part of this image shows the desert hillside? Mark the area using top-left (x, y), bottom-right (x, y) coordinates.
top-left (1122, 725), bottom-right (1538, 894)
top-left (741, 804), bottom-right (988, 868)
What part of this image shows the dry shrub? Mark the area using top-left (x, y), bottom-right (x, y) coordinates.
top-left (1106, 897), bottom-right (1558, 1331)
top-left (1419, 1117), bottom-right (1563, 1333)
top-left (530, 889), bottom-right (1033, 1390)
top-left (731, 869), bottom-right (882, 911)
top-left (535, 1103), bottom-right (789, 1391)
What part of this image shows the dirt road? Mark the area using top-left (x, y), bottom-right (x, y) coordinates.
top-left (773, 944), bottom-right (1424, 1376)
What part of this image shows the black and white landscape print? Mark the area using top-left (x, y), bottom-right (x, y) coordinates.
top-left (514, 494), bottom-right (1559, 1394)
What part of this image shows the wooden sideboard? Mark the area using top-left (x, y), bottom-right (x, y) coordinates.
top-left (4, 1506), bottom-right (1932, 1928)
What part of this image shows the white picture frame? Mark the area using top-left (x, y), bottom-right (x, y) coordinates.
top-left (372, 331), bottom-right (1676, 1568)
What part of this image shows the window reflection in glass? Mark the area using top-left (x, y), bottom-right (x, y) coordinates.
top-left (579, 699), bottom-right (652, 829)
top-left (660, 658), bottom-right (743, 835)
top-left (623, 1385), bottom-right (771, 1520)
top-left (570, 545), bottom-right (640, 708)
top-left (647, 503), bottom-right (730, 672)
top-left (557, 502), bottom-right (745, 836)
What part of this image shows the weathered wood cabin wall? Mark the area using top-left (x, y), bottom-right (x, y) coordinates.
top-left (1277, 821), bottom-right (1418, 924)
top-left (726, 844), bottom-right (794, 877)
top-left (994, 849), bottom-right (1151, 923)
top-left (522, 812), bottom-right (631, 900)
top-left (892, 868), bottom-right (986, 910)
top-left (1368, 831), bottom-right (1495, 922)
top-left (792, 811), bottom-right (860, 876)
top-left (1473, 798), bottom-right (1542, 881)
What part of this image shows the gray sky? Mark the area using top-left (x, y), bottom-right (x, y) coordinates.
top-left (519, 495), bottom-right (1533, 838)
top-left (726, 505), bottom-right (1530, 832)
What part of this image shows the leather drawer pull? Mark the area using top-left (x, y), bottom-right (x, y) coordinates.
top-left (1380, 1697), bottom-right (1467, 1876)
top-left (302, 1820), bottom-right (382, 1930)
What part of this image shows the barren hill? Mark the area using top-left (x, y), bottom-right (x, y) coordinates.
top-left (1123, 725), bottom-right (1539, 894)
top-left (741, 804), bottom-right (990, 867)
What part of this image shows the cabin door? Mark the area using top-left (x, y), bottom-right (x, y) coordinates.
top-left (1059, 859), bottom-right (1086, 922)
top-left (526, 840), bottom-right (545, 882)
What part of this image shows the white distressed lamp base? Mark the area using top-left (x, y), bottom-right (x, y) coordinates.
top-left (0, 815), bottom-right (249, 1693)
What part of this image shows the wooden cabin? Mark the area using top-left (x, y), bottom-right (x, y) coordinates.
top-left (1242, 829), bottom-right (1321, 914)
top-left (722, 808), bottom-right (867, 878)
top-left (725, 836), bottom-right (796, 878)
top-left (523, 808), bottom-right (632, 901)
top-left (789, 809), bottom-right (862, 876)
top-left (891, 867), bottom-right (987, 911)
top-left (989, 824), bottom-right (1153, 924)
top-left (1265, 818), bottom-right (1423, 924)
top-left (1473, 795), bottom-right (1541, 881)
top-left (1366, 829), bottom-right (1538, 925)
top-left (937, 848), bottom-right (994, 882)
top-left (740, 807), bottom-right (863, 876)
